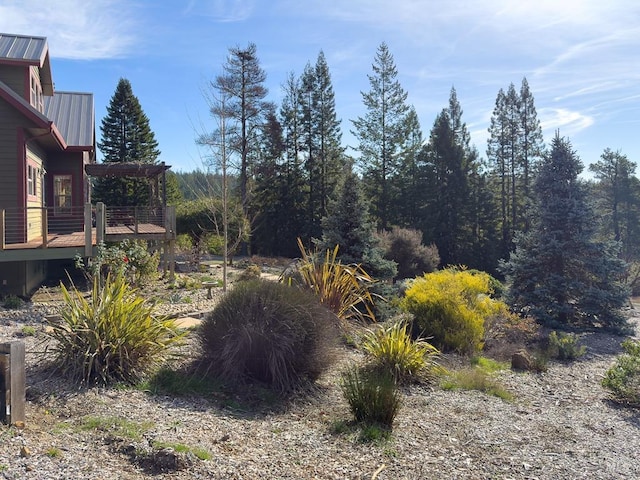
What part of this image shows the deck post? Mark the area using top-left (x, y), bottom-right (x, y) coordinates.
top-left (0, 210), bottom-right (4, 250)
top-left (0, 341), bottom-right (25, 425)
top-left (84, 203), bottom-right (92, 256)
top-left (96, 202), bottom-right (105, 246)
top-left (165, 206), bottom-right (176, 281)
top-left (41, 208), bottom-right (48, 248)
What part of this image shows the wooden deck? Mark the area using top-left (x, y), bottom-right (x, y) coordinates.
top-left (2, 224), bottom-right (167, 250)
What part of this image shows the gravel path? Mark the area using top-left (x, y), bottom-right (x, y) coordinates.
top-left (1, 285), bottom-right (639, 479)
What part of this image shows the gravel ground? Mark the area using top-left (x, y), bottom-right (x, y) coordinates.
top-left (1, 279), bottom-right (639, 480)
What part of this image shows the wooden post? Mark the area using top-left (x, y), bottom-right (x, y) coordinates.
top-left (84, 203), bottom-right (92, 256)
top-left (165, 206), bottom-right (176, 282)
top-left (41, 207), bottom-right (48, 248)
top-left (0, 342), bottom-right (25, 425)
top-left (96, 202), bottom-right (105, 245)
top-left (0, 209), bottom-right (5, 250)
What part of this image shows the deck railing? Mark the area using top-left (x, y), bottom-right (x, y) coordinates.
top-left (0, 203), bottom-right (175, 251)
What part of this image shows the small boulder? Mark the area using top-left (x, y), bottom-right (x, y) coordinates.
top-left (511, 350), bottom-right (533, 371)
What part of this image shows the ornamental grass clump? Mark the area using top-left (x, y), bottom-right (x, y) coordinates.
top-left (198, 279), bottom-right (338, 392)
top-left (340, 365), bottom-right (401, 428)
top-left (360, 316), bottom-right (440, 383)
top-left (46, 272), bottom-right (185, 385)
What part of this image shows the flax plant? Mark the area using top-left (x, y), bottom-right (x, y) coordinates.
top-left (289, 238), bottom-right (377, 323)
top-left (46, 272), bottom-right (185, 385)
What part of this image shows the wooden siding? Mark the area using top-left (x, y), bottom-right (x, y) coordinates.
top-left (45, 151), bottom-right (85, 207)
top-left (0, 100), bottom-right (21, 210)
top-left (0, 65), bottom-right (26, 99)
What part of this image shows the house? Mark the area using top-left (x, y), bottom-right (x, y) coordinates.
top-left (0, 32), bottom-right (95, 295)
top-left (0, 33), bottom-right (176, 297)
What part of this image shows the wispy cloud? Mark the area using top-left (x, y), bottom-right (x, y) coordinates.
top-left (183, 0), bottom-right (255, 22)
top-left (0, 0), bottom-right (138, 59)
top-left (539, 108), bottom-right (594, 136)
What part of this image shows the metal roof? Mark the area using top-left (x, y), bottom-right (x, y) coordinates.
top-left (44, 92), bottom-right (94, 148)
top-left (0, 33), bottom-right (47, 62)
top-left (0, 33), bottom-right (53, 95)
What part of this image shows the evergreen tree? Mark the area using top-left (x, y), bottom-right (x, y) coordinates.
top-left (299, 62), bottom-right (320, 240)
top-left (502, 134), bottom-right (629, 331)
top-left (316, 167), bottom-right (396, 280)
top-left (487, 78), bottom-right (544, 258)
top-left (589, 149), bottom-right (640, 260)
top-left (313, 51), bottom-right (345, 218)
top-left (419, 88), bottom-right (491, 270)
top-left (518, 78), bottom-right (544, 208)
top-left (297, 53), bottom-right (345, 243)
top-left (164, 171), bottom-right (183, 205)
top-left (351, 42), bottom-right (411, 230)
top-left (394, 106), bottom-right (424, 227)
top-left (94, 78), bottom-right (161, 206)
top-left (251, 110), bottom-right (292, 255)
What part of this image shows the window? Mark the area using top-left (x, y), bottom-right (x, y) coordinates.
top-left (30, 72), bottom-right (43, 112)
top-left (53, 175), bottom-right (72, 214)
top-left (27, 164), bottom-right (36, 196)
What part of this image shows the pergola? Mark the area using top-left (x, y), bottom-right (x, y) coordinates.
top-left (84, 162), bottom-right (171, 207)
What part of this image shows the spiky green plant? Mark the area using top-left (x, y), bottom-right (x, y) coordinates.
top-left (286, 238), bottom-right (377, 323)
top-left (46, 272), bottom-right (185, 385)
top-left (361, 317), bottom-right (439, 382)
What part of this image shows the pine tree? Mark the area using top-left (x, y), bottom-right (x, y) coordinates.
top-left (297, 53), bottom-right (345, 243)
top-left (519, 78), bottom-right (544, 206)
top-left (394, 106), bottom-right (424, 227)
top-left (589, 149), bottom-right (639, 253)
top-left (313, 51), bottom-right (345, 218)
top-left (351, 42), bottom-right (411, 230)
top-left (502, 134), bottom-right (630, 331)
top-left (487, 78), bottom-right (544, 258)
top-left (94, 78), bottom-right (161, 206)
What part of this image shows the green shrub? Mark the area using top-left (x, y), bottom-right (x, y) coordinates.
top-left (201, 232), bottom-right (225, 255)
top-left (46, 272), bottom-right (185, 385)
top-left (284, 239), bottom-right (377, 323)
top-left (602, 340), bottom-right (640, 406)
top-left (340, 365), bottom-right (401, 428)
top-left (198, 279), bottom-right (337, 392)
top-left (360, 316), bottom-right (439, 383)
top-left (175, 233), bottom-right (194, 253)
top-left (2, 294), bottom-right (23, 309)
top-left (547, 331), bottom-right (586, 360)
top-left (76, 239), bottom-right (159, 286)
top-left (400, 267), bottom-right (507, 354)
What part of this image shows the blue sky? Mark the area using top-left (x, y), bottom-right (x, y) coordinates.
top-left (1, 0), bottom-right (639, 175)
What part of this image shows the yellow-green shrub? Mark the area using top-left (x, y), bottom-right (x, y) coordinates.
top-left (400, 268), bottom-right (507, 354)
